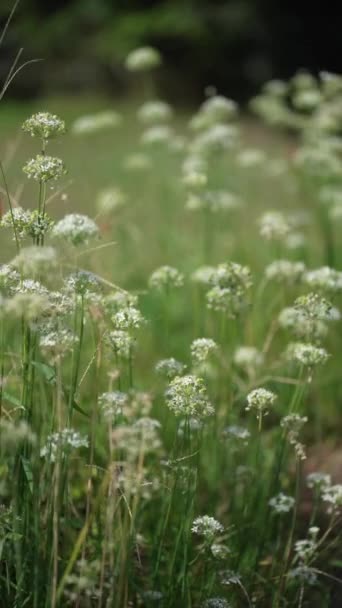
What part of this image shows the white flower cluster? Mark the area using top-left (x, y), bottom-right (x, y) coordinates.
top-left (191, 338), bottom-right (218, 363)
top-left (191, 515), bottom-right (224, 538)
top-left (269, 492), bottom-right (295, 514)
top-left (155, 357), bottom-right (186, 380)
top-left (259, 211), bottom-right (291, 241)
top-left (165, 375), bottom-right (214, 419)
top-left (304, 266), bottom-right (342, 293)
top-left (233, 346), bottom-right (264, 373)
top-left (186, 190), bottom-right (242, 213)
top-left (12, 246), bottom-right (58, 277)
top-left (137, 100), bottom-right (173, 124)
top-left (40, 329), bottom-right (77, 362)
top-left (65, 271), bottom-right (101, 295)
top-left (112, 306), bottom-right (145, 331)
top-left (72, 111), bottom-right (122, 135)
top-left (265, 259), bottom-right (306, 283)
top-left (246, 388), bottom-right (277, 416)
top-left (206, 262), bottom-right (252, 317)
top-left (99, 391), bottom-right (128, 418)
top-left (281, 414), bottom-right (308, 460)
top-left (149, 265), bottom-right (184, 291)
top-left (106, 330), bottom-right (134, 359)
top-left (96, 187), bottom-right (126, 214)
top-left (286, 342), bottom-right (329, 367)
top-left (53, 214), bottom-right (99, 246)
top-left (203, 598), bottom-right (231, 608)
top-left (23, 155), bottom-right (66, 182)
top-left (40, 428), bottom-right (88, 462)
top-left (22, 112), bottom-right (65, 140)
top-left (125, 46), bottom-right (162, 71)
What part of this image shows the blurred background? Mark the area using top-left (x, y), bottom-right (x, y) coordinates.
top-left (1, 0), bottom-right (341, 104)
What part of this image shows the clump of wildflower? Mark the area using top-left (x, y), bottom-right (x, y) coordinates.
top-left (203, 599), bottom-right (231, 608)
top-left (246, 388), bottom-right (277, 418)
top-left (306, 472), bottom-right (331, 492)
top-left (96, 187), bottom-right (126, 214)
top-left (191, 95), bottom-right (237, 130)
top-left (65, 271), bottom-right (101, 296)
top-left (0, 264), bottom-right (20, 293)
top-left (259, 211), bottom-right (290, 241)
top-left (304, 266), bottom-right (342, 293)
top-left (137, 100), bottom-right (173, 124)
top-left (191, 266), bottom-right (216, 286)
top-left (155, 357), bottom-right (186, 380)
top-left (294, 527), bottom-right (319, 563)
top-left (1, 207), bottom-right (32, 240)
top-left (40, 429), bottom-right (88, 462)
top-left (125, 46), bottom-right (162, 71)
top-left (265, 259), bottom-right (306, 283)
top-left (278, 306), bottom-right (328, 342)
top-left (165, 375), bottom-right (214, 419)
top-left (233, 346), bottom-right (264, 373)
top-left (191, 515), bottom-right (224, 538)
top-left (281, 414), bottom-right (308, 460)
top-left (206, 262), bottom-right (252, 317)
top-left (191, 338), bottom-right (218, 363)
top-left (28, 210), bottom-right (54, 240)
top-left (285, 342), bottom-right (329, 367)
top-left (112, 306), bottom-right (145, 331)
top-left (71, 111), bottom-right (122, 135)
top-left (22, 112), bottom-right (65, 141)
top-left (53, 213), bottom-right (99, 246)
top-left (211, 544), bottom-right (231, 560)
top-left (12, 246), bottom-right (58, 277)
top-left (191, 124), bottom-right (238, 156)
top-left (106, 330), bottom-right (134, 359)
top-left (103, 290), bottom-right (138, 314)
top-left (99, 391), bottom-right (128, 418)
top-left (40, 329), bottom-right (77, 362)
top-left (149, 265), bottom-right (184, 291)
top-left (141, 125), bottom-right (173, 146)
top-left (322, 484), bottom-right (342, 512)
top-left (294, 292), bottom-right (332, 320)
top-left (23, 155), bottom-right (66, 182)
top-left (269, 492), bottom-right (295, 514)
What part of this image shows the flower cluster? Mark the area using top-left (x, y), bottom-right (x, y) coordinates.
top-left (165, 375), bottom-right (214, 419)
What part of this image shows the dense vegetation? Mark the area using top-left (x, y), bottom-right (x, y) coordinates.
top-left (1, 48), bottom-right (342, 607)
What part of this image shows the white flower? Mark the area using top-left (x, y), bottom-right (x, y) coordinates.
top-left (53, 214), bottom-right (99, 246)
top-left (203, 599), bottom-right (231, 608)
top-left (125, 46), bottom-right (162, 71)
top-left (155, 358), bottom-right (186, 380)
top-left (191, 515), bottom-right (223, 538)
top-left (259, 211), bottom-right (290, 241)
top-left (12, 246), bottom-right (58, 277)
top-left (96, 187), bottom-right (126, 214)
top-left (265, 260), bottom-right (306, 283)
top-left (234, 346), bottom-right (264, 371)
top-left (137, 100), bottom-right (173, 124)
top-left (149, 266), bottom-right (184, 290)
top-left (165, 375), bottom-right (214, 419)
top-left (322, 484), bottom-right (342, 511)
top-left (306, 472), bottom-right (331, 492)
top-left (99, 391), bottom-right (128, 418)
top-left (191, 338), bottom-right (218, 363)
top-left (106, 330), bottom-right (134, 359)
top-left (269, 492), bottom-right (295, 514)
top-left (23, 155), bottom-right (66, 182)
top-left (40, 429), bottom-right (88, 462)
top-left (304, 266), bottom-right (342, 293)
top-left (286, 342), bottom-right (329, 367)
top-left (246, 388), bottom-right (277, 415)
top-left (141, 125), bottom-right (173, 146)
top-left (22, 112), bottom-right (65, 140)
top-left (1, 207), bottom-right (32, 239)
top-left (191, 266), bottom-right (216, 286)
top-left (112, 306), bottom-right (145, 330)
top-left (71, 111), bottom-right (122, 135)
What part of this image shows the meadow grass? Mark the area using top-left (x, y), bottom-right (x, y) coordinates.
top-left (1, 65), bottom-right (342, 608)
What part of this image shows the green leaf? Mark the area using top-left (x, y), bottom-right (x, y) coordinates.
top-left (2, 391), bottom-right (25, 410)
top-left (21, 457), bottom-right (33, 494)
top-left (32, 361), bottom-right (56, 384)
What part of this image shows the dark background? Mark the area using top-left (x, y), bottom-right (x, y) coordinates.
top-left (1, 0), bottom-right (341, 103)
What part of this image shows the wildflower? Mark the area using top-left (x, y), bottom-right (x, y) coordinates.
top-left (53, 213), bottom-right (99, 246)
top-left (141, 125), bottom-right (173, 145)
top-left (0, 264), bottom-right (20, 292)
top-left (104, 290), bottom-right (138, 313)
top-left (23, 155), bottom-right (66, 182)
top-left (96, 187), bottom-right (126, 214)
top-left (278, 306), bottom-right (328, 341)
top-left (165, 375), bottom-right (214, 419)
top-left (288, 565), bottom-right (317, 586)
top-left (186, 190), bottom-right (241, 213)
top-left (106, 330), bottom-right (134, 359)
top-left (281, 414), bottom-right (308, 460)
top-left (112, 306), bottom-right (145, 331)
top-left (149, 265), bottom-right (184, 291)
top-left (199, 95), bottom-right (237, 124)
top-left (125, 46), bottom-right (162, 71)
top-left (223, 425), bottom-right (250, 445)
top-left (322, 484), bottom-right (342, 512)
top-left (203, 599), bottom-right (231, 608)
top-left (294, 293), bottom-right (332, 320)
top-left (40, 429), bottom-right (88, 462)
top-left (192, 124), bottom-right (238, 156)
top-left (12, 246), bottom-right (58, 277)
top-left (40, 329), bottom-right (77, 362)
top-left (137, 100), bottom-right (173, 124)
top-left (191, 338), bottom-right (218, 363)
top-left (191, 266), bottom-right (216, 286)
top-left (155, 357), bottom-right (186, 380)
top-left (306, 472), bottom-right (331, 492)
top-left (28, 210), bottom-right (54, 240)
top-left (99, 391), bottom-right (128, 418)
top-left (1, 207), bottom-right (31, 240)
top-left (246, 388), bottom-right (277, 416)
top-left (191, 515), bottom-right (224, 538)
top-left (22, 112), bottom-right (65, 140)
top-left (65, 271), bottom-right (101, 295)
top-left (304, 266), bottom-right (342, 293)
top-left (206, 262), bottom-right (252, 317)
top-left (211, 544), bottom-right (231, 560)
top-left (259, 211), bottom-right (291, 241)
top-left (71, 111), bottom-right (122, 135)
top-left (233, 346), bottom-right (264, 372)
top-left (269, 493), bottom-right (295, 514)
top-left (6, 292), bottom-right (48, 320)
top-left (286, 342), bottom-right (329, 367)
top-left (265, 260), bottom-right (306, 283)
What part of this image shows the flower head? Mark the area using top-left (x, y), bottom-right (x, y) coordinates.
top-left (23, 155), bottom-right (66, 182)
top-left (191, 515), bottom-right (223, 538)
top-left (22, 112), bottom-right (65, 140)
top-left (53, 214), bottom-right (99, 246)
top-left (125, 46), bottom-right (162, 71)
top-left (165, 375), bottom-right (214, 419)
